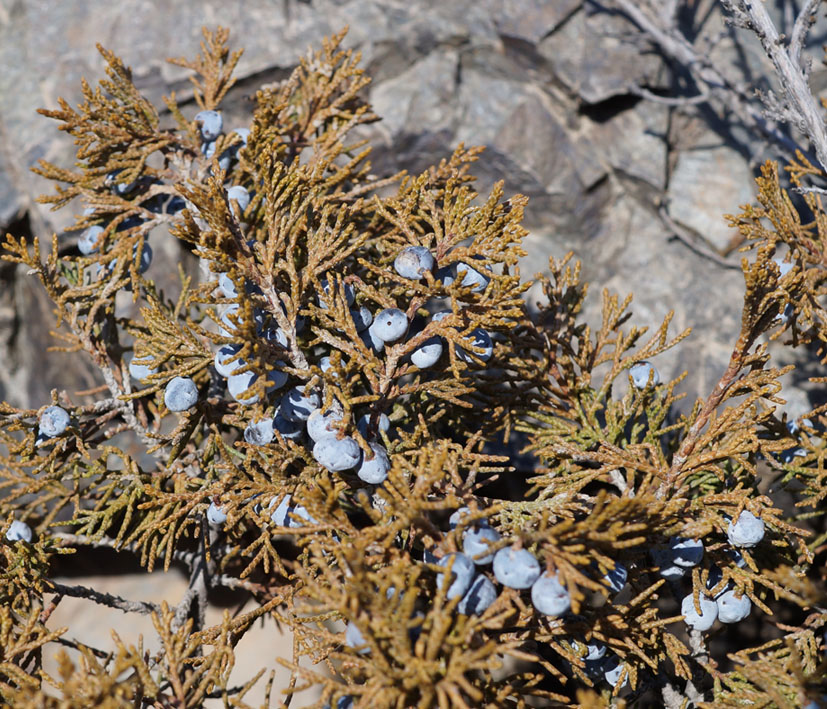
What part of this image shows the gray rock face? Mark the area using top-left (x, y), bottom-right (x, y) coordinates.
top-left (489, 0), bottom-right (580, 43)
top-left (371, 49), bottom-right (460, 139)
top-left (538, 7), bottom-right (668, 104)
top-left (668, 144), bottom-right (755, 253)
top-left (586, 99), bottom-right (669, 190)
top-left (0, 262), bottom-right (101, 408)
top-left (0, 0), bottom-right (792, 413)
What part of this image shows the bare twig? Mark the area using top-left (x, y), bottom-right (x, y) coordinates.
top-left (688, 627), bottom-right (709, 661)
top-left (172, 586), bottom-right (197, 631)
top-left (608, 468), bottom-right (629, 494)
top-left (53, 532), bottom-right (126, 550)
top-left (50, 581), bottom-right (160, 616)
top-left (172, 523), bottom-right (213, 632)
top-left (628, 84), bottom-right (711, 107)
top-left (790, 0), bottom-right (823, 70)
top-left (212, 574), bottom-right (270, 594)
top-left (609, 0), bottom-right (822, 169)
top-left (730, 0), bottom-right (827, 173)
top-left (793, 185), bottom-right (827, 195)
top-left (685, 629), bottom-right (710, 703)
top-left (62, 304), bottom-right (167, 467)
top-left (660, 320), bottom-right (755, 496)
top-left (0, 397), bottom-right (120, 424)
top-left (51, 636), bottom-right (111, 659)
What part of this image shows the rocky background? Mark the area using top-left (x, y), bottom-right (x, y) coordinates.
top-left (1, 0), bottom-right (823, 414)
top-left (0, 0), bottom-right (823, 701)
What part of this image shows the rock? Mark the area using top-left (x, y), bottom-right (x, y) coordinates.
top-left (0, 262), bottom-right (101, 409)
top-left (494, 93), bottom-right (606, 193)
top-left (538, 7), bottom-right (668, 104)
top-left (490, 0), bottom-right (581, 43)
top-left (449, 56), bottom-right (608, 231)
top-left (0, 147), bottom-right (23, 230)
top-left (370, 49), bottom-right (460, 139)
top-left (0, 0), bottom-right (782, 419)
top-left (667, 142), bottom-right (755, 253)
top-left (584, 98), bottom-right (669, 190)
top-left (601, 196), bottom-right (742, 403)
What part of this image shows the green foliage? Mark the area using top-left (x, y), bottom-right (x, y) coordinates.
top-left (0, 25), bottom-right (825, 708)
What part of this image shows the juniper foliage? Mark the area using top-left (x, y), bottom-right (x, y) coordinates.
top-left (0, 26), bottom-right (825, 708)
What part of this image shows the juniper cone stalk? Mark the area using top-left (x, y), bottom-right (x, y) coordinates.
top-left (0, 21), bottom-right (824, 709)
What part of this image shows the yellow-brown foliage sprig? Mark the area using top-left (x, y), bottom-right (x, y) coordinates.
top-left (7, 602), bottom-right (258, 708)
top-left (240, 27), bottom-right (379, 197)
top-left (33, 42), bottom-right (177, 211)
top-left (700, 625), bottom-right (823, 708)
top-left (731, 159), bottom-right (827, 348)
top-left (518, 261), bottom-right (691, 502)
top-left (167, 26), bottom-right (242, 114)
top-left (728, 161), bottom-right (827, 523)
top-left (0, 605), bottom-right (67, 701)
top-left (0, 524), bottom-right (57, 614)
top-left (285, 546), bottom-right (564, 709)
